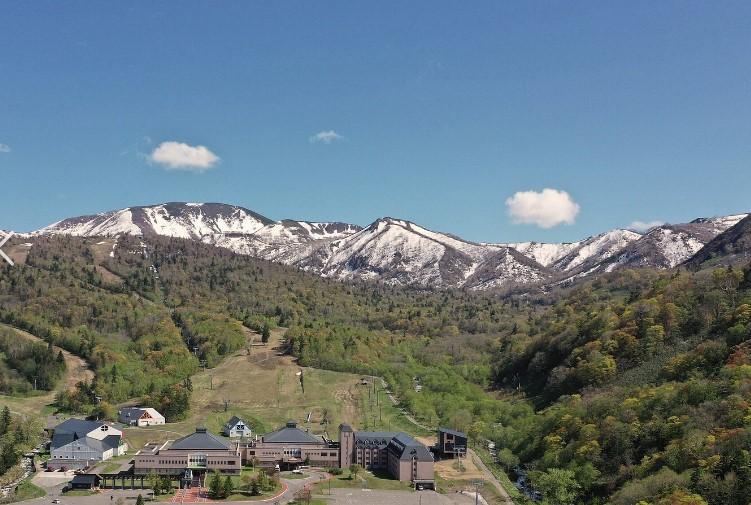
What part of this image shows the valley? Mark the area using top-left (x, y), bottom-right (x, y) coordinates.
top-left (0, 225), bottom-right (750, 504)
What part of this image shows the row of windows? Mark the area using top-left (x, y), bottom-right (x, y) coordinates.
top-left (246, 450), bottom-right (337, 458)
top-left (53, 455), bottom-right (99, 460)
top-left (136, 459), bottom-right (238, 466)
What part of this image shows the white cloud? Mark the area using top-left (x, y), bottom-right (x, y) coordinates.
top-left (149, 141), bottom-right (220, 172)
top-left (506, 188), bottom-right (581, 229)
top-left (309, 130), bottom-right (344, 144)
top-left (0, 144), bottom-right (10, 153)
top-left (628, 220), bottom-right (664, 232)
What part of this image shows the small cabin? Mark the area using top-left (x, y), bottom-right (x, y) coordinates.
top-left (436, 427), bottom-right (468, 458)
top-left (223, 416), bottom-right (252, 438)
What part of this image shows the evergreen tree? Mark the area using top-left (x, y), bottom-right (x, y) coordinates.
top-left (0, 406), bottom-right (10, 436)
top-left (223, 475), bottom-right (234, 497)
top-left (208, 471), bottom-right (222, 499)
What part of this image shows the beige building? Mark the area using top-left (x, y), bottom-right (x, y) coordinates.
top-left (239, 421), bottom-right (434, 488)
top-left (339, 424), bottom-right (435, 488)
top-left (132, 421), bottom-right (434, 490)
top-left (237, 420), bottom-right (339, 468)
top-left (133, 427), bottom-right (241, 487)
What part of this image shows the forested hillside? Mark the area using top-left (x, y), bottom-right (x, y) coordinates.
top-left (490, 265), bottom-right (751, 505)
top-left (1, 234), bottom-right (750, 504)
top-left (0, 327), bottom-right (66, 394)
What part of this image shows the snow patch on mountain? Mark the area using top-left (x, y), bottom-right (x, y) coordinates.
top-left (504, 242), bottom-right (580, 267)
top-left (32, 202), bottom-right (750, 291)
top-left (38, 209), bottom-right (142, 237)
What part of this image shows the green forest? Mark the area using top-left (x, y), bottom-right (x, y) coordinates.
top-left (0, 327), bottom-right (66, 394)
top-left (1, 234), bottom-right (750, 504)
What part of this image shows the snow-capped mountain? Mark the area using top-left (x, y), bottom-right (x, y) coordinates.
top-left (32, 202), bottom-right (748, 291)
top-left (38, 202), bottom-right (274, 239)
top-left (685, 214), bottom-right (751, 268)
top-left (590, 215), bottom-right (749, 272)
top-left (505, 229), bottom-right (642, 271)
top-left (316, 218), bottom-right (547, 289)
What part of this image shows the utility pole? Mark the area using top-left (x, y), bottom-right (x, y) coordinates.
top-left (472, 479), bottom-right (484, 505)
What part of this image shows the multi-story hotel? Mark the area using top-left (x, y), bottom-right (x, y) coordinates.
top-left (132, 420), bottom-right (435, 489)
top-left (338, 424), bottom-right (435, 488)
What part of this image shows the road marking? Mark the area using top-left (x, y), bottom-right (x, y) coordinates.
top-left (0, 231), bottom-right (14, 266)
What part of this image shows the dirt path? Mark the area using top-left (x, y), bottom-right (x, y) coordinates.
top-left (122, 327), bottom-right (366, 451)
top-left (0, 323), bottom-right (94, 418)
top-left (469, 448), bottom-right (514, 504)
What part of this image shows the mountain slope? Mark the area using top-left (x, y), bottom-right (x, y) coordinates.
top-left (684, 214), bottom-right (751, 268)
top-left (39, 202), bottom-right (274, 238)
top-left (33, 202), bottom-right (748, 291)
top-left (319, 218), bottom-right (548, 289)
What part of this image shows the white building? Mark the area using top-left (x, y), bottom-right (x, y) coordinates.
top-left (48, 419), bottom-right (127, 470)
top-left (118, 407), bottom-right (166, 427)
top-left (222, 416), bottom-right (252, 438)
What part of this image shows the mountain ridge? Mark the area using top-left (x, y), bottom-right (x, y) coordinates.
top-left (31, 202), bottom-right (748, 290)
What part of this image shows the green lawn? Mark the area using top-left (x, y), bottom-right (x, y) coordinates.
top-left (358, 388), bottom-right (433, 438)
top-left (7, 481), bottom-right (46, 502)
top-left (62, 489), bottom-right (97, 496)
top-left (123, 329), bottom-right (369, 452)
top-left (313, 469), bottom-right (412, 494)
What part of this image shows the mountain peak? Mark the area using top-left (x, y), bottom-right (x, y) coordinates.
top-left (31, 203), bottom-right (750, 291)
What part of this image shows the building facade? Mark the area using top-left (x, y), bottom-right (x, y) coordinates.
top-left (118, 407), bottom-right (166, 427)
top-left (132, 421), bottom-right (434, 489)
top-left (222, 416), bottom-right (252, 438)
top-left (237, 420), bottom-right (339, 469)
top-left (133, 427), bottom-right (241, 487)
top-left (338, 424), bottom-right (434, 487)
top-left (48, 419), bottom-right (127, 470)
top-left (435, 427), bottom-right (468, 459)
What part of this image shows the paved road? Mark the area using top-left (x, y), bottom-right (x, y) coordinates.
top-left (322, 488), bottom-right (479, 505)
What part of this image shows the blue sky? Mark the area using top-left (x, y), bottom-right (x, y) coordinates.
top-left (1, 1), bottom-right (750, 243)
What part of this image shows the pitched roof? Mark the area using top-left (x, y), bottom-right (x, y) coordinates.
top-left (439, 427), bottom-right (467, 438)
top-left (388, 433), bottom-right (434, 462)
top-left (224, 416), bottom-right (248, 430)
top-left (119, 407), bottom-right (146, 420)
top-left (169, 428), bottom-right (230, 451)
top-left (51, 419), bottom-right (107, 450)
top-left (120, 407), bottom-right (163, 420)
top-left (53, 419), bottom-right (102, 436)
top-left (52, 433), bottom-right (121, 453)
top-left (262, 421), bottom-right (322, 445)
top-left (354, 431), bottom-right (399, 449)
top-left (89, 435), bottom-right (122, 452)
top-left (71, 474), bottom-right (98, 485)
